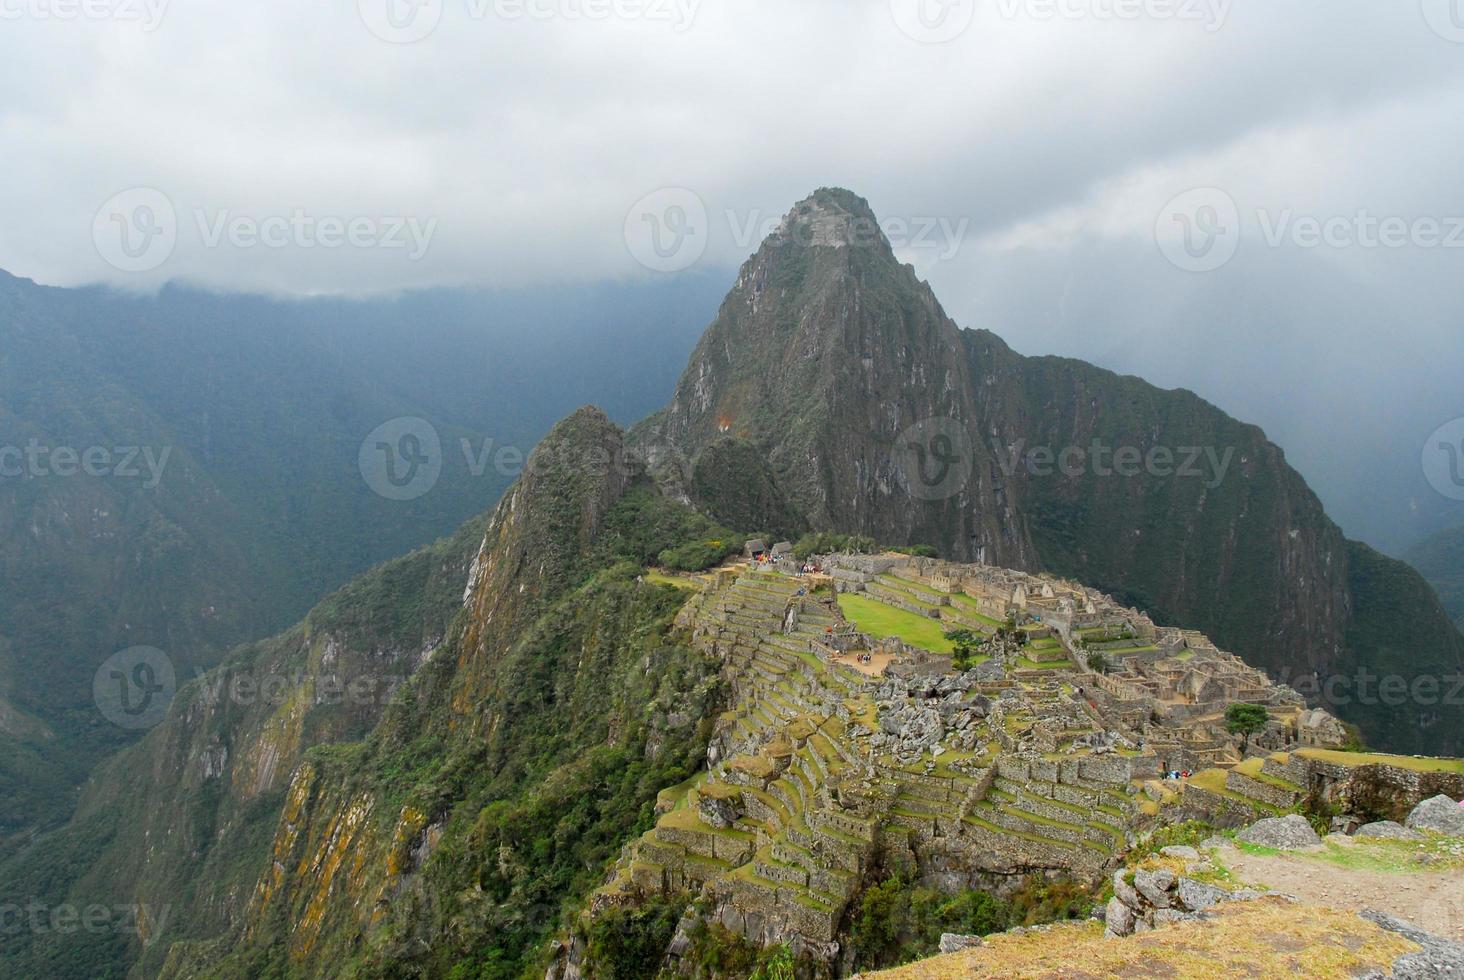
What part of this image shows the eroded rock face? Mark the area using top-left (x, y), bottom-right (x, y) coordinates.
top-left (1236, 814), bottom-right (1323, 850)
top-left (1405, 795), bottom-right (1464, 836)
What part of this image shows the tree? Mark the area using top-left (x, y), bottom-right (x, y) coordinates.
top-left (1086, 651), bottom-right (1108, 674)
top-left (944, 628), bottom-right (979, 670)
top-left (1225, 703), bottom-right (1270, 751)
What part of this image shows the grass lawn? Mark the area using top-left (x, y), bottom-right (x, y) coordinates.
top-left (645, 570), bottom-right (700, 590)
top-left (838, 593), bottom-right (957, 654)
top-left (1233, 836), bottom-right (1464, 873)
top-left (1294, 748), bottom-right (1464, 775)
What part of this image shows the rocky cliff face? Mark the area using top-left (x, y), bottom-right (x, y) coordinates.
top-left (637, 188), bottom-right (1462, 755)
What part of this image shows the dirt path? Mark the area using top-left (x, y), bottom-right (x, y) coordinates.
top-left (1223, 848), bottom-right (1464, 942)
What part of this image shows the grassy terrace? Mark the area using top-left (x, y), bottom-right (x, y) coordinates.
top-left (1016, 656), bottom-right (1074, 670)
top-left (655, 771), bottom-right (707, 812)
top-left (1231, 756), bottom-right (1304, 792)
top-left (645, 570), bottom-right (701, 590)
top-left (1294, 748), bottom-right (1464, 774)
top-left (870, 576), bottom-right (946, 611)
top-left (837, 592), bottom-right (956, 654)
top-left (1186, 768), bottom-right (1283, 815)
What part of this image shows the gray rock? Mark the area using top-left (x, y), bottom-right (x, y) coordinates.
top-left (1112, 870), bottom-right (1142, 910)
top-left (938, 933), bottom-right (984, 954)
top-left (1201, 836), bottom-right (1236, 850)
top-left (1154, 908), bottom-right (1193, 926)
top-left (1160, 845), bottom-right (1202, 862)
top-left (1134, 868), bottom-right (1175, 908)
top-left (1177, 877), bottom-right (1231, 914)
top-left (1236, 814), bottom-right (1323, 850)
top-left (1405, 795), bottom-right (1464, 837)
top-left (1359, 909), bottom-right (1464, 978)
top-left (1354, 820), bottom-right (1425, 842)
top-left (1105, 896), bottom-right (1135, 937)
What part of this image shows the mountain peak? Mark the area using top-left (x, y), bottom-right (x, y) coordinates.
top-left (770, 187), bottom-right (890, 253)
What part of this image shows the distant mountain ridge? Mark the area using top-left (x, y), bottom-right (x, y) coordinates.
top-left (0, 269), bottom-right (723, 846)
top-left (1408, 526), bottom-right (1464, 632)
top-left (636, 187), bottom-right (1463, 754)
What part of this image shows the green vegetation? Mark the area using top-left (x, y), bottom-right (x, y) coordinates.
top-left (1086, 651), bottom-right (1108, 673)
top-left (601, 486), bottom-right (742, 572)
top-left (1406, 525), bottom-right (1464, 632)
top-left (851, 871), bottom-right (1013, 969)
top-left (583, 897), bottom-right (685, 979)
top-left (0, 274), bottom-right (720, 849)
top-left (850, 868), bottom-right (1095, 970)
top-left (1225, 703), bottom-right (1270, 751)
top-left (837, 593), bottom-right (955, 654)
top-left (944, 628), bottom-right (981, 670)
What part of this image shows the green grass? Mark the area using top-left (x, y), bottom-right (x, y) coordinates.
top-left (837, 593), bottom-right (958, 655)
top-left (645, 570), bottom-right (700, 590)
top-left (1016, 656), bottom-right (1074, 671)
top-left (1294, 748), bottom-right (1464, 774)
top-left (1185, 768), bottom-right (1282, 815)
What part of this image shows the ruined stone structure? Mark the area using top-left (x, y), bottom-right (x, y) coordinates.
top-left (584, 554), bottom-right (1353, 961)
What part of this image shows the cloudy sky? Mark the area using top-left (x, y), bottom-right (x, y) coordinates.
top-left (1, 0), bottom-right (1462, 552)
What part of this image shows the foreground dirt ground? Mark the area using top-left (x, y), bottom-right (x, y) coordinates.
top-left (1221, 840), bottom-right (1464, 943)
top-left (867, 897), bottom-right (1419, 979)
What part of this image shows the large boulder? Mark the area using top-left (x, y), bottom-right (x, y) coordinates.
top-left (1176, 877), bottom-right (1231, 914)
top-left (1404, 795), bottom-right (1464, 836)
top-left (1112, 870), bottom-right (1141, 910)
top-left (1354, 820), bottom-right (1425, 842)
top-left (1104, 896), bottom-right (1135, 937)
top-left (1236, 814), bottom-right (1323, 850)
top-left (938, 934), bottom-right (984, 954)
top-left (1133, 868), bottom-right (1175, 908)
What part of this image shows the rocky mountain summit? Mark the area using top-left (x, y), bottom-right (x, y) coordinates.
top-left (636, 188), bottom-right (1463, 755)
